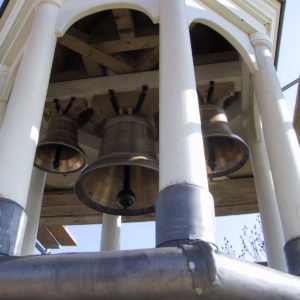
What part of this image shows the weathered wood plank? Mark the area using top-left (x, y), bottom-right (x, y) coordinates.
top-left (112, 9), bottom-right (135, 41)
top-left (58, 31), bottom-right (135, 74)
top-left (92, 35), bottom-right (158, 53)
top-left (47, 61), bottom-right (241, 100)
top-left (40, 178), bottom-right (258, 226)
top-left (37, 226), bottom-right (60, 249)
top-left (46, 225), bottom-right (77, 246)
top-left (81, 56), bottom-right (104, 77)
top-left (135, 46), bottom-right (159, 72)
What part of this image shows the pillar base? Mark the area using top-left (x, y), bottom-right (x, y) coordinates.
top-left (0, 198), bottom-right (27, 256)
top-left (284, 237), bottom-right (300, 276)
top-left (155, 184), bottom-right (215, 247)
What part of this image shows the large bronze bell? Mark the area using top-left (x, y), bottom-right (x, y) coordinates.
top-left (200, 104), bottom-right (249, 178)
top-left (34, 115), bottom-right (86, 174)
top-left (75, 114), bottom-right (158, 216)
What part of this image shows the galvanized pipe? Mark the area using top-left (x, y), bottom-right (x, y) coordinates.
top-left (0, 243), bottom-right (300, 300)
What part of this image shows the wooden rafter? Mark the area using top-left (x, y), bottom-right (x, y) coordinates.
top-left (135, 46), bottom-right (159, 72)
top-left (47, 61), bottom-right (242, 100)
top-left (81, 56), bottom-right (105, 77)
top-left (58, 29), bottom-right (135, 74)
top-left (112, 9), bottom-right (135, 41)
top-left (92, 35), bottom-right (158, 53)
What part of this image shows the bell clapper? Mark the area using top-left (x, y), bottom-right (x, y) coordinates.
top-left (207, 139), bottom-right (218, 172)
top-left (117, 165), bottom-right (136, 210)
top-left (52, 145), bottom-right (62, 170)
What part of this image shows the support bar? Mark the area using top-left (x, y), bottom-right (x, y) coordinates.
top-left (0, 243), bottom-right (300, 299)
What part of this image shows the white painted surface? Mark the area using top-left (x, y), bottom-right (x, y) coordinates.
top-left (21, 167), bottom-right (46, 256)
top-left (187, 0), bottom-right (258, 73)
top-left (0, 101), bottom-right (6, 127)
top-left (245, 117), bottom-right (286, 272)
top-left (0, 2), bottom-right (59, 207)
top-left (159, 0), bottom-right (208, 190)
top-left (251, 32), bottom-right (300, 242)
top-left (100, 214), bottom-right (121, 251)
top-left (56, 0), bottom-right (159, 36)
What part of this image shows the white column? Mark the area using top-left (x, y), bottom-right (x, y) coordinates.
top-left (251, 32), bottom-right (300, 274)
top-left (251, 32), bottom-right (300, 242)
top-left (0, 101), bottom-right (6, 127)
top-left (156, 0), bottom-right (215, 247)
top-left (159, 0), bottom-right (207, 191)
top-left (100, 214), bottom-right (121, 251)
top-left (0, 0), bottom-right (62, 208)
top-left (245, 117), bottom-right (286, 271)
top-left (21, 167), bottom-right (46, 255)
top-left (0, 0), bottom-right (62, 256)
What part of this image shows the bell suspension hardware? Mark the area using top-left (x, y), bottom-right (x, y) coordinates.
top-left (133, 85), bottom-right (148, 114)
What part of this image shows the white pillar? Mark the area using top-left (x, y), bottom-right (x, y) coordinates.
top-left (156, 0), bottom-right (215, 247)
top-left (245, 117), bottom-right (286, 271)
top-left (100, 214), bottom-right (121, 251)
top-left (251, 32), bottom-right (300, 274)
top-left (21, 167), bottom-right (46, 255)
top-left (159, 0), bottom-right (207, 191)
top-left (0, 0), bottom-right (63, 256)
top-left (0, 101), bottom-right (6, 127)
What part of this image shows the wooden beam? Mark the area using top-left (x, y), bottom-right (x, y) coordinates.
top-left (112, 9), bottom-right (135, 41)
top-left (40, 178), bottom-right (258, 226)
top-left (37, 226), bottom-right (60, 249)
top-left (50, 70), bottom-right (87, 82)
top-left (46, 225), bottom-right (77, 246)
top-left (92, 35), bottom-right (158, 53)
top-left (81, 56), bottom-right (104, 77)
top-left (135, 46), bottom-right (159, 72)
top-left (58, 30), bottom-right (135, 74)
top-left (47, 61), bottom-right (241, 100)
top-left (193, 51), bottom-right (239, 65)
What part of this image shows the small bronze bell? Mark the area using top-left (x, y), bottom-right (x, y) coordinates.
top-left (34, 115), bottom-right (86, 174)
top-left (200, 104), bottom-right (249, 178)
top-left (75, 114), bottom-right (158, 216)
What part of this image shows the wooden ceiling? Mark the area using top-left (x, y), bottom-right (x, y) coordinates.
top-left (50, 9), bottom-right (236, 82)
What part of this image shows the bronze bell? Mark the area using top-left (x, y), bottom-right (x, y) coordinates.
top-left (34, 115), bottom-right (86, 174)
top-left (75, 114), bottom-right (158, 216)
top-left (200, 104), bottom-right (249, 178)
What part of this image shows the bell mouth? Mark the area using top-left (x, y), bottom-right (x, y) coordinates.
top-left (204, 134), bottom-right (249, 178)
top-left (75, 156), bottom-right (158, 216)
top-left (34, 142), bottom-right (86, 174)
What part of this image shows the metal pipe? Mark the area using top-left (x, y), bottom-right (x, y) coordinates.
top-left (0, 242), bottom-right (300, 300)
